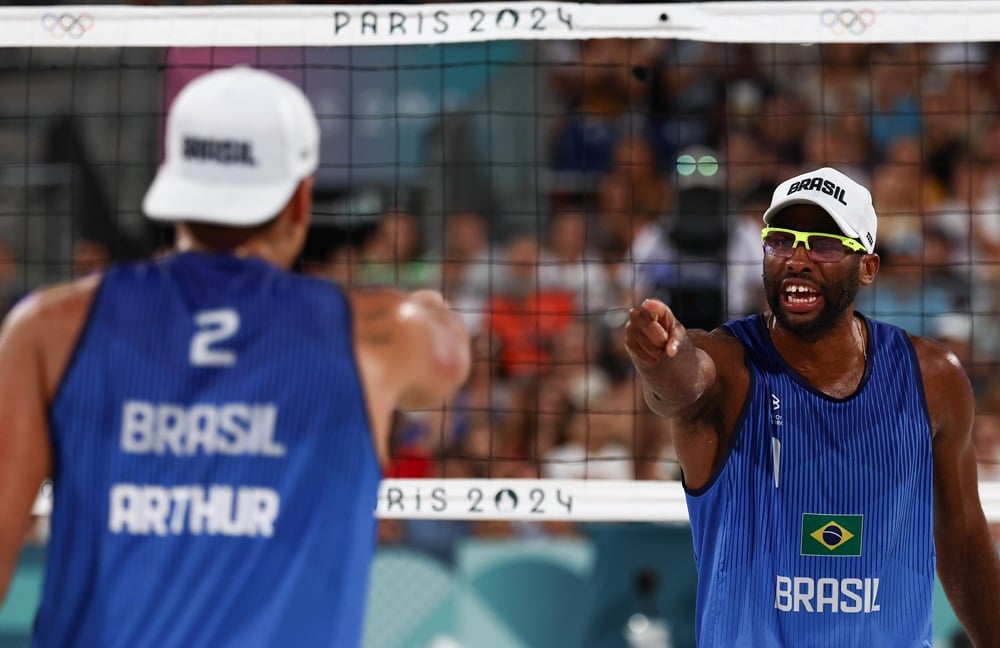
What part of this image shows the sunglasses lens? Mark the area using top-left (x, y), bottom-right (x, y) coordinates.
top-left (763, 231), bottom-right (796, 257)
top-left (806, 234), bottom-right (849, 262)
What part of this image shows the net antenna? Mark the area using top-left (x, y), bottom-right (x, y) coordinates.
top-left (7, 1), bottom-right (1000, 522)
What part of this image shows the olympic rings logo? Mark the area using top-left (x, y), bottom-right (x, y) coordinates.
top-left (820, 8), bottom-right (877, 35)
top-left (40, 13), bottom-right (95, 40)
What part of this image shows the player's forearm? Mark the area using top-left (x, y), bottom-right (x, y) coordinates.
top-left (957, 562), bottom-right (1000, 645)
top-left (633, 409), bottom-right (667, 480)
top-left (0, 554), bottom-right (13, 605)
top-left (940, 528), bottom-right (1000, 644)
top-left (639, 338), bottom-right (717, 419)
top-left (0, 518), bottom-right (31, 606)
top-left (0, 452), bottom-right (49, 609)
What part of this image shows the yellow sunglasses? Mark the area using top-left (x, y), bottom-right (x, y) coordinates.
top-left (761, 227), bottom-right (867, 263)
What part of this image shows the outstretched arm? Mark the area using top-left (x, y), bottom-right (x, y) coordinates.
top-left (353, 288), bottom-right (471, 463)
top-left (0, 276), bottom-right (96, 604)
top-left (922, 338), bottom-right (1000, 645)
top-left (624, 298), bottom-right (718, 419)
top-left (0, 299), bottom-right (52, 604)
top-left (624, 298), bottom-right (747, 488)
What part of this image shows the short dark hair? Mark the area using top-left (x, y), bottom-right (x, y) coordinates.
top-left (182, 216), bottom-right (279, 251)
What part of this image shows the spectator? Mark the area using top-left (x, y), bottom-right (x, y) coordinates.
top-left (801, 118), bottom-right (870, 188)
top-left (921, 225), bottom-right (970, 309)
top-left (868, 45), bottom-right (922, 157)
top-left (725, 184), bottom-right (772, 320)
top-left (548, 39), bottom-right (659, 174)
top-left (546, 207), bottom-right (620, 317)
top-left (928, 153), bottom-right (1000, 267)
top-left (721, 129), bottom-right (778, 202)
top-left (486, 234), bottom-right (575, 378)
top-left (543, 395), bottom-right (634, 481)
top-left (445, 331), bottom-right (511, 449)
top-left (596, 166), bottom-right (676, 303)
top-left (650, 41), bottom-right (727, 156)
top-left (754, 91), bottom-right (812, 166)
top-left (801, 44), bottom-right (872, 117)
top-left (358, 209), bottom-right (434, 289)
top-left (438, 210), bottom-right (493, 338)
top-left (856, 233), bottom-right (956, 336)
top-left (871, 136), bottom-right (943, 248)
top-left (439, 210), bottom-right (493, 303)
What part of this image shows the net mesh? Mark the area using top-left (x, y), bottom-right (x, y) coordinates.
top-left (5, 3), bottom-right (1000, 523)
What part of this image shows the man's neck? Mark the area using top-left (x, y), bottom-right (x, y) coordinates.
top-left (765, 310), bottom-right (868, 398)
top-left (174, 225), bottom-right (286, 268)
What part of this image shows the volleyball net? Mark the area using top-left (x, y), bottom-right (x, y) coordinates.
top-left (6, 2), bottom-right (1000, 523)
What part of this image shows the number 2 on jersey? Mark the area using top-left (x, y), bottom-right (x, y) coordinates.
top-left (190, 309), bottom-right (240, 367)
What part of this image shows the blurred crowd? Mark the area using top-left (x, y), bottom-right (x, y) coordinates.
top-left (4, 35), bottom-right (1000, 552)
top-left (291, 39), bottom-right (1000, 550)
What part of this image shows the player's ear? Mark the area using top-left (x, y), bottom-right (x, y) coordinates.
top-left (859, 253), bottom-right (879, 286)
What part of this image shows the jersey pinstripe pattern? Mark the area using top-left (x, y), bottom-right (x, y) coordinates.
top-left (35, 253), bottom-right (380, 648)
top-left (685, 313), bottom-right (934, 647)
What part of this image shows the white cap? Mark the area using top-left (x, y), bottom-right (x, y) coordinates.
top-left (143, 66), bottom-right (320, 227)
top-left (762, 167), bottom-right (877, 253)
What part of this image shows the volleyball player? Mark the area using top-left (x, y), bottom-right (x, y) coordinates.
top-left (625, 167), bottom-right (1000, 645)
top-left (0, 66), bottom-right (470, 647)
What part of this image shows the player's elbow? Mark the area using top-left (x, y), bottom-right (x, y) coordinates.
top-left (442, 335), bottom-right (472, 393)
top-left (427, 317), bottom-right (472, 398)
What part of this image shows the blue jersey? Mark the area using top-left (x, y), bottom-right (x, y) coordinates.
top-left (686, 313), bottom-right (934, 647)
top-left (35, 253), bottom-right (381, 648)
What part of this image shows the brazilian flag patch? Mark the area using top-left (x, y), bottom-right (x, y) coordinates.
top-left (800, 514), bottom-right (863, 557)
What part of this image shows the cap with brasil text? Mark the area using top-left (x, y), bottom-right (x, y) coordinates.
top-left (762, 167), bottom-right (877, 253)
top-left (143, 66), bottom-right (320, 227)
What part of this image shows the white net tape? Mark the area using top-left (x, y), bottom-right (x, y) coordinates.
top-left (5, 2), bottom-right (1000, 48)
top-left (29, 480), bottom-right (1000, 522)
top-left (375, 479), bottom-right (1000, 522)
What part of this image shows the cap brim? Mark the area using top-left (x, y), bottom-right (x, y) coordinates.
top-left (762, 196), bottom-right (861, 240)
top-left (143, 170), bottom-right (296, 227)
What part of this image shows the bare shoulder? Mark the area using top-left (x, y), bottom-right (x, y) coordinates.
top-left (908, 333), bottom-right (974, 438)
top-left (909, 333), bottom-right (964, 372)
top-left (909, 333), bottom-right (970, 390)
top-left (4, 274), bottom-right (101, 338)
top-left (0, 274), bottom-right (102, 399)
